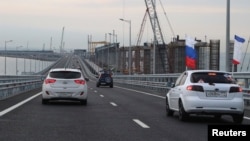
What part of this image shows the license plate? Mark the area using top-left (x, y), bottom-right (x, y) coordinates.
top-left (58, 92), bottom-right (71, 97)
top-left (206, 91), bottom-right (227, 97)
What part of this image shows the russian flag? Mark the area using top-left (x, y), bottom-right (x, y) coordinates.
top-left (185, 36), bottom-right (197, 69)
top-left (232, 35), bottom-right (245, 65)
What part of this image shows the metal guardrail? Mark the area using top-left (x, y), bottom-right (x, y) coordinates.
top-left (113, 74), bottom-right (178, 92)
top-left (84, 59), bottom-right (250, 94)
top-left (0, 75), bottom-right (44, 100)
top-left (83, 59), bottom-right (250, 104)
top-left (112, 74), bottom-right (250, 107)
top-left (0, 75), bottom-right (44, 83)
top-left (0, 55), bottom-right (78, 101)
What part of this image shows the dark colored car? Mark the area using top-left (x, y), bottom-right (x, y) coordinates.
top-left (96, 73), bottom-right (113, 88)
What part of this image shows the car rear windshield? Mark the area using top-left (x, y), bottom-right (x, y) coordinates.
top-left (191, 72), bottom-right (235, 84)
top-left (49, 71), bottom-right (81, 79)
top-left (100, 73), bottom-right (111, 78)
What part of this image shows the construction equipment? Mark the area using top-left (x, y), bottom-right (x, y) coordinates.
top-left (144, 0), bottom-right (173, 73)
top-left (136, 8), bottom-right (148, 47)
top-left (88, 40), bottom-right (108, 55)
top-left (144, 0), bottom-right (165, 45)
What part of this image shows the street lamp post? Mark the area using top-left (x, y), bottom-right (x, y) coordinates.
top-left (4, 40), bottom-right (13, 75)
top-left (16, 46), bottom-right (23, 75)
top-left (119, 18), bottom-right (131, 75)
top-left (114, 33), bottom-right (118, 74)
top-left (108, 33), bottom-right (112, 70)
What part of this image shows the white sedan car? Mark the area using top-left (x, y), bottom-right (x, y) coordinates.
top-left (42, 68), bottom-right (88, 105)
top-left (166, 70), bottom-right (244, 123)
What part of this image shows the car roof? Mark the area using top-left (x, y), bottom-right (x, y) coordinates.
top-left (49, 68), bottom-right (81, 73)
top-left (185, 70), bottom-right (229, 74)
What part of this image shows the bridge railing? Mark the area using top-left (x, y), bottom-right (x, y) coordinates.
top-left (0, 55), bottom-right (74, 101)
top-left (84, 59), bottom-right (250, 102)
top-left (112, 73), bottom-right (250, 107)
top-left (0, 75), bottom-right (44, 100)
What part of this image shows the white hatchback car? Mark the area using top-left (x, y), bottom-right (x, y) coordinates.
top-left (42, 68), bottom-right (88, 105)
top-left (166, 70), bottom-right (244, 123)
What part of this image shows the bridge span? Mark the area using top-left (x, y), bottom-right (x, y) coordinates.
top-left (0, 50), bottom-right (62, 61)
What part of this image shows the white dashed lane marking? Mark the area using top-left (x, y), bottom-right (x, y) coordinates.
top-left (133, 119), bottom-right (150, 128)
top-left (110, 102), bottom-right (117, 107)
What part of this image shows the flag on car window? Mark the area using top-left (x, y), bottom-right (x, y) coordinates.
top-left (185, 36), bottom-right (197, 69)
top-left (232, 35), bottom-right (245, 65)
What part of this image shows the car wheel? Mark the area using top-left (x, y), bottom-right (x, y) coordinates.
top-left (166, 96), bottom-right (174, 116)
top-left (96, 83), bottom-right (100, 87)
top-left (178, 100), bottom-right (189, 121)
top-left (42, 99), bottom-right (49, 104)
top-left (232, 113), bottom-right (244, 124)
top-left (80, 99), bottom-right (87, 106)
top-left (110, 84), bottom-right (113, 88)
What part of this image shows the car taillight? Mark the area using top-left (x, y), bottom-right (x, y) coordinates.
top-left (186, 85), bottom-right (204, 92)
top-left (74, 79), bottom-right (86, 85)
top-left (45, 79), bottom-right (56, 84)
top-left (229, 86), bottom-right (242, 93)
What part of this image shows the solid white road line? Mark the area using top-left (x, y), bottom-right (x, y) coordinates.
top-left (133, 119), bottom-right (150, 128)
top-left (110, 102), bottom-right (117, 107)
top-left (0, 92), bottom-right (42, 117)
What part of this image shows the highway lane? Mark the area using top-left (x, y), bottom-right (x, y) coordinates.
top-left (1, 78), bottom-right (250, 141)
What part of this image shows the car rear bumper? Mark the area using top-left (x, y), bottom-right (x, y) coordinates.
top-left (42, 90), bottom-right (87, 100)
top-left (182, 96), bottom-right (244, 115)
top-left (97, 82), bottom-right (113, 86)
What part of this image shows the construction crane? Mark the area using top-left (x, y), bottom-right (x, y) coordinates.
top-left (144, 0), bottom-right (165, 45)
top-left (158, 0), bottom-right (175, 38)
top-left (137, 1), bottom-right (175, 46)
top-left (144, 0), bottom-right (174, 73)
top-left (136, 8), bottom-right (148, 46)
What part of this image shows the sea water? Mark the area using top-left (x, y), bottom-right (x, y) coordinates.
top-left (0, 56), bottom-right (53, 75)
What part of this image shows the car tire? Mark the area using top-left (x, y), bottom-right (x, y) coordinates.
top-left (232, 113), bottom-right (244, 124)
top-left (42, 99), bottom-right (49, 104)
top-left (166, 97), bottom-right (174, 116)
top-left (110, 84), bottom-right (113, 88)
top-left (80, 99), bottom-right (87, 106)
top-left (178, 100), bottom-right (189, 121)
top-left (96, 83), bottom-right (100, 87)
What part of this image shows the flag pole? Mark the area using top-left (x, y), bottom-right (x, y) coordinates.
top-left (240, 36), bottom-right (250, 71)
top-left (245, 36), bottom-right (250, 71)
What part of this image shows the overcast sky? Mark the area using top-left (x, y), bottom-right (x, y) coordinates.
top-left (0, 0), bottom-right (249, 52)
